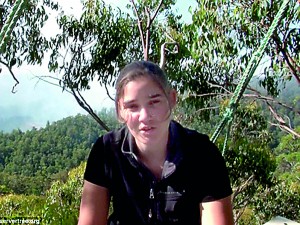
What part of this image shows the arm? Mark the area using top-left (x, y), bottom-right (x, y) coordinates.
top-left (200, 195), bottom-right (234, 225)
top-left (77, 180), bottom-right (110, 225)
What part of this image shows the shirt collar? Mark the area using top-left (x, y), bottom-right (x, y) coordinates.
top-left (120, 121), bottom-right (185, 176)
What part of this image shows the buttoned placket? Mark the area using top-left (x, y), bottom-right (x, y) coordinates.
top-left (121, 123), bottom-right (184, 225)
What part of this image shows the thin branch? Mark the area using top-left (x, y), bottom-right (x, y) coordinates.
top-left (69, 83), bottom-right (110, 132)
top-left (244, 93), bottom-right (300, 115)
top-left (130, 0), bottom-right (146, 57)
top-left (8, 66), bottom-right (19, 93)
top-left (273, 33), bottom-right (300, 84)
top-left (145, 0), bottom-right (163, 61)
top-left (33, 75), bottom-right (72, 95)
top-left (232, 175), bottom-right (255, 202)
top-left (195, 106), bottom-right (219, 113)
top-left (104, 83), bottom-right (114, 101)
top-left (284, 115), bottom-right (293, 129)
top-left (207, 82), bottom-right (233, 94)
top-left (160, 42), bottom-right (179, 69)
top-left (270, 122), bottom-right (300, 138)
top-left (0, 60), bottom-right (19, 93)
top-left (65, 55), bottom-right (110, 131)
top-left (130, 0), bottom-right (163, 60)
top-left (145, 6), bottom-right (151, 60)
top-left (183, 92), bottom-right (231, 99)
top-left (150, 0), bottom-right (163, 22)
top-left (267, 102), bottom-right (300, 138)
top-left (33, 73), bottom-right (111, 131)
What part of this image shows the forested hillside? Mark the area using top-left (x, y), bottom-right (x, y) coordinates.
top-left (0, 109), bottom-right (119, 195)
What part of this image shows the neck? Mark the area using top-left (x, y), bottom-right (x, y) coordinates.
top-left (136, 130), bottom-right (168, 154)
top-left (135, 133), bottom-right (169, 166)
top-left (136, 140), bottom-right (168, 180)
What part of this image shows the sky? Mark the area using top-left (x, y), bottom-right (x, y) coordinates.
top-left (0, 0), bottom-right (196, 132)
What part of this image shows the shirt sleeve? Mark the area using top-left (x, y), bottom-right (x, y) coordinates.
top-left (197, 135), bottom-right (233, 202)
top-left (84, 135), bottom-right (111, 188)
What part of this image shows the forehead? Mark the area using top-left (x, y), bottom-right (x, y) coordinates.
top-left (121, 77), bottom-right (164, 100)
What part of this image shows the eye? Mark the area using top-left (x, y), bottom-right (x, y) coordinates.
top-left (124, 104), bottom-right (138, 111)
top-left (149, 99), bottom-right (160, 106)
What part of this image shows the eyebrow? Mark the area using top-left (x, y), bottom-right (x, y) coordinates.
top-left (122, 100), bottom-right (136, 107)
top-left (122, 94), bottom-right (162, 107)
top-left (148, 93), bottom-right (162, 98)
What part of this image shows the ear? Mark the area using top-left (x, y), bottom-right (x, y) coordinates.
top-left (168, 89), bottom-right (177, 109)
top-left (118, 101), bottom-right (126, 123)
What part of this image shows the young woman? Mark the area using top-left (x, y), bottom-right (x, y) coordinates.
top-left (77, 61), bottom-right (234, 225)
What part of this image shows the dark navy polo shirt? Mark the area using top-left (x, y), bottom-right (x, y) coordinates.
top-left (84, 120), bottom-right (232, 225)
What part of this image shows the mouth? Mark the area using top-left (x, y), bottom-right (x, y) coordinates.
top-left (140, 126), bottom-right (154, 132)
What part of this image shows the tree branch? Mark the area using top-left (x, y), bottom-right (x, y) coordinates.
top-left (130, 0), bottom-right (163, 61)
top-left (160, 42), bottom-right (179, 69)
top-left (151, 0), bottom-right (163, 22)
top-left (267, 102), bottom-right (300, 138)
top-left (69, 81), bottom-right (110, 132)
top-left (232, 175), bottom-right (255, 203)
top-left (104, 82), bottom-right (114, 101)
top-left (0, 60), bottom-right (19, 93)
top-left (270, 122), bottom-right (300, 138)
top-left (244, 93), bottom-right (300, 116)
top-left (34, 75), bottom-right (72, 94)
top-left (273, 33), bottom-right (300, 84)
top-left (34, 72), bottom-right (112, 132)
top-left (65, 55), bottom-right (110, 131)
top-left (145, 6), bottom-right (151, 60)
top-left (130, 0), bottom-right (146, 58)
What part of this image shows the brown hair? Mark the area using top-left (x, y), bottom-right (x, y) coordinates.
top-left (115, 61), bottom-right (171, 121)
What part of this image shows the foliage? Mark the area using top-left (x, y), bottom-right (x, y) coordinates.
top-left (1, 0), bottom-right (299, 134)
top-left (0, 172), bottom-right (47, 195)
top-left (0, 194), bottom-right (45, 217)
top-left (225, 140), bottom-right (277, 215)
top-left (251, 180), bottom-right (300, 223)
top-left (273, 126), bottom-right (300, 185)
top-left (0, 0), bottom-right (59, 72)
top-left (275, 126), bottom-right (300, 154)
top-left (42, 162), bottom-right (86, 225)
top-left (0, 163), bottom-right (86, 224)
top-left (48, 0), bottom-right (137, 91)
top-left (0, 109), bottom-right (118, 195)
top-left (183, 0), bottom-right (299, 96)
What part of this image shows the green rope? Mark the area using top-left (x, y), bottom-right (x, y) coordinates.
top-left (0, 0), bottom-right (27, 53)
top-left (222, 120), bottom-right (232, 155)
top-left (211, 0), bottom-right (291, 150)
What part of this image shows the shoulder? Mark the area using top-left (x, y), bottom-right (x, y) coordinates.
top-left (95, 125), bottom-right (128, 146)
top-left (170, 120), bottom-right (211, 143)
top-left (170, 120), bottom-right (221, 159)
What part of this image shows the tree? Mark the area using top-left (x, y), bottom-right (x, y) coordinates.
top-left (1, 0), bottom-right (299, 134)
top-left (0, 0), bottom-right (59, 91)
top-left (178, 0), bottom-right (299, 136)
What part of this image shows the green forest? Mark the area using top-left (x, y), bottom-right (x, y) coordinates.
top-left (0, 0), bottom-right (299, 224)
top-left (0, 109), bottom-right (119, 195)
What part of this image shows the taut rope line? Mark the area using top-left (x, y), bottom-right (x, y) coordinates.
top-left (211, 0), bottom-right (291, 155)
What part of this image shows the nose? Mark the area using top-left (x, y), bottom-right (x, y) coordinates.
top-left (139, 106), bottom-right (152, 122)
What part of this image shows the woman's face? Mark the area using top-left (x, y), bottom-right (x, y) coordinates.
top-left (118, 76), bottom-right (176, 148)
